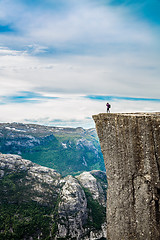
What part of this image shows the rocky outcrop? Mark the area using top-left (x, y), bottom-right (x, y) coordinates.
top-left (57, 175), bottom-right (88, 239)
top-left (93, 113), bottom-right (160, 240)
top-left (56, 171), bottom-right (107, 240)
top-left (76, 170), bottom-right (107, 206)
top-left (0, 153), bottom-right (61, 206)
top-left (0, 153), bottom-right (107, 240)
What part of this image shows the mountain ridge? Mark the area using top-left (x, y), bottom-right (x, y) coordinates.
top-left (0, 153), bottom-right (107, 240)
top-left (0, 122), bottom-right (105, 176)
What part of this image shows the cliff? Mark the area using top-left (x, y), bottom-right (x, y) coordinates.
top-left (93, 113), bottom-right (160, 240)
top-left (0, 153), bottom-right (107, 240)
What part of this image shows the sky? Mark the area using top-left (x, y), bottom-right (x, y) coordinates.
top-left (0, 0), bottom-right (160, 128)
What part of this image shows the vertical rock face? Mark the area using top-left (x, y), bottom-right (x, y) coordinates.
top-left (57, 175), bottom-right (88, 239)
top-left (93, 113), bottom-right (160, 240)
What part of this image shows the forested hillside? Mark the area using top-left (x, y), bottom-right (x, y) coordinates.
top-left (0, 123), bottom-right (105, 176)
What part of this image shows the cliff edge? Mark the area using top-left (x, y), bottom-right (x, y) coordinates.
top-left (93, 113), bottom-right (160, 240)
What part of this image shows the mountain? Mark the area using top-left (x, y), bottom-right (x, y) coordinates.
top-left (0, 153), bottom-right (107, 240)
top-left (0, 123), bottom-right (105, 176)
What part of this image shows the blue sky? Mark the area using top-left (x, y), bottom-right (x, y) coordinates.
top-left (0, 0), bottom-right (160, 128)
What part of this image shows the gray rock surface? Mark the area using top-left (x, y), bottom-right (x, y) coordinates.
top-left (0, 153), bottom-right (107, 239)
top-left (93, 113), bottom-right (160, 240)
top-left (57, 175), bottom-right (88, 239)
top-left (0, 153), bottom-right (61, 205)
top-left (76, 170), bottom-right (107, 206)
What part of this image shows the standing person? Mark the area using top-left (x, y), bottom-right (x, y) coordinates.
top-left (106, 102), bottom-right (111, 113)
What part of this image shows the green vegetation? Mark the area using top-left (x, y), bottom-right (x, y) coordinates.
top-left (22, 134), bottom-right (104, 176)
top-left (0, 172), bottom-right (59, 240)
top-left (0, 124), bottom-right (105, 176)
top-left (0, 124), bottom-right (107, 239)
top-left (0, 164), bottom-right (107, 239)
top-left (0, 202), bottom-right (54, 240)
top-left (83, 187), bottom-right (106, 230)
top-left (0, 171), bottom-right (30, 203)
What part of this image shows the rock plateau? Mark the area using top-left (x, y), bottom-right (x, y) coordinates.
top-left (93, 113), bottom-right (160, 240)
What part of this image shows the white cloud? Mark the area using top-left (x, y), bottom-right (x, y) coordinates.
top-left (0, 48), bottom-right (159, 99)
top-left (0, 95), bottom-right (160, 128)
top-left (0, 0), bottom-right (155, 50)
top-left (0, 0), bottom-right (160, 127)
top-left (0, 47), bottom-right (22, 56)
